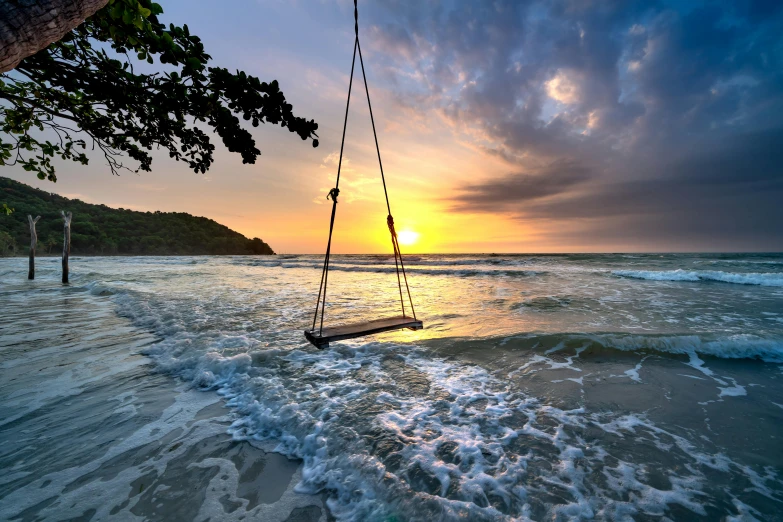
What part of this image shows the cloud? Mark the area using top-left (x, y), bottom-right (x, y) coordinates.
top-left (545, 69), bottom-right (583, 105)
top-left (364, 0), bottom-right (783, 248)
top-left (450, 160), bottom-right (592, 213)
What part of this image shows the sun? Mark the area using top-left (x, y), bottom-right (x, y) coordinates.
top-left (397, 230), bottom-right (420, 247)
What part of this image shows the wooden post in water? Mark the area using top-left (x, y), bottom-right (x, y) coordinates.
top-left (27, 214), bottom-right (40, 279)
top-left (61, 211), bottom-right (72, 284)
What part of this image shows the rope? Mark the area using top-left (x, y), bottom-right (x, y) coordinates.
top-left (356, 22), bottom-right (417, 320)
top-left (311, 0), bottom-right (418, 335)
top-left (312, 38), bottom-right (357, 332)
top-left (387, 215), bottom-right (406, 317)
top-left (357, 38), bottom-right (391, 216)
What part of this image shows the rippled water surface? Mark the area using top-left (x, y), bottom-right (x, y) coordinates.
top-left (1, 253), bottom-right (782, 521)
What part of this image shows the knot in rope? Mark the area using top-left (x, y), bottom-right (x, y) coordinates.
top-left (387, 214), bottom-right (396, 237)
top-left (327, 187), bottom-right (340, 202)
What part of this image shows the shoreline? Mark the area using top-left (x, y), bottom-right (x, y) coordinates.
top-left (1, 254), bottom-right (781, 520)
top-left (0, 277), bottom-right (327, 521)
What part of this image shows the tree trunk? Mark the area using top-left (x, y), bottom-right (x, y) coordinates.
top-left (0, 0), bottom-right (110, 73)
top-left (62, 210), bottom-right (71, 284)
top-left (28, 214), bottom-right (40, 280)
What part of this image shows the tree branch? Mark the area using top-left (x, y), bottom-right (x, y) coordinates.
top-left (0, 91), bottom-right (82, 123)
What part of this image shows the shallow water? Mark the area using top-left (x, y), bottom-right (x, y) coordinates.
top-left (1, 253), bottom-right (782, 521)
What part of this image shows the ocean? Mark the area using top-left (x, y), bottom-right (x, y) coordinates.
top-left (1, 253), bottom-right (782, 521)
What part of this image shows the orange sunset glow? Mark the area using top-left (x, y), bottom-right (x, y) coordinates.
top-left (3, 1), bottom-right (781, 253)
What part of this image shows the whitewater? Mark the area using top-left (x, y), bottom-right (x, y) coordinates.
top-left (1, 253), bottom-right (782, 521)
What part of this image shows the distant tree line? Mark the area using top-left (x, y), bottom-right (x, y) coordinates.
top-left (0, 177), bottom-right (274, 256)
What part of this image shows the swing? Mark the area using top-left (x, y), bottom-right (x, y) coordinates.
top-left (304, 0), bottom-right (423, 349)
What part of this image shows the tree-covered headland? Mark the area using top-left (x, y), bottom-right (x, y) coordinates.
top-left (0, 177), bottom-right (274, 256)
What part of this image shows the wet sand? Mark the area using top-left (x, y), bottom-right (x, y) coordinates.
top-left (0, 280), bottom-right (328, 521)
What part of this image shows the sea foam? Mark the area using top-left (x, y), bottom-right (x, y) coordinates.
top-left (613, 269), bottom-right (783, 286)
top-left (585, 333), bottom-right (783, 363)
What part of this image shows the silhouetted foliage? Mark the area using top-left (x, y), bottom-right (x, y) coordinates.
top-left (0, 177), bottom-right (275, 256)
top-left (0, 0), bottom-right (319, 183)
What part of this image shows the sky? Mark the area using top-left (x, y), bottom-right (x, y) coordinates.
top-left (4, 0), bottom-right (783, 253)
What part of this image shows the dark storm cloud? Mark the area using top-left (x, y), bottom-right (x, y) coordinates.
top-left (450, 160), bottom-right (592, 212)
top-left (366, 0), bottom-right (783, 248)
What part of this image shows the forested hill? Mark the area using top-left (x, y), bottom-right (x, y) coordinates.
top-left (0, 177), bottom-right (275, 256)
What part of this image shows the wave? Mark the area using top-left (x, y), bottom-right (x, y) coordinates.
top-left (85, 281), bottom-right (117, 296)
top-left (235, 258), bottom-right (543, 277)
top-left (113, 283), bottom-right (783, 519)
top-left (327, 265), bottom-right (542, 277)
top-left (510, 296), bottom-right (571, 311)
top-left (237, 257), bottom-right (534, 268)
top-left (385, 257), bottom-right (533, 267)
top-left (585, 332), bottom-right (783, 363)
top-left (613, 269), bottom-right (783, 287)
top-left (703, 259), bottom-right (783, 266)
top-left (435, 332), bottom-right (783, 367)
top-left (486, 332), bottom-right (783, 364)
top-left (91, 258), bottom-right (783, 520)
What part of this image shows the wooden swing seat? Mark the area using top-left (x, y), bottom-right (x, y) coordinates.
top-left (304, 316), bottom-right (423, 349)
